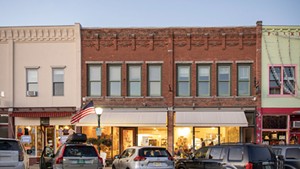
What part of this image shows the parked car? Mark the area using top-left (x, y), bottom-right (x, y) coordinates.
top-left (272, 144), bottom-right (300, 169)
top-left (39, 133), bottom-right (103, 169)
top-left (175, 143), bottom-right (282, 169)
top-left (112, 146), bottom-right (174, 169)
top-left (0, 137), bottom-right (32, 169)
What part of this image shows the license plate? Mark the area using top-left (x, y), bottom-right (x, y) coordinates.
top-left (153, 162), bottom-right (162, 166)
top-left (78, 159), bottom-right (85, 164)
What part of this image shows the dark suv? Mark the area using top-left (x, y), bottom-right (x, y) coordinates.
top-left (272, 145), bottom-right (300, 169)
top-left (175, 143), bottom-right (282, 169)
top-left (40, 133), bottom-right (103, 169)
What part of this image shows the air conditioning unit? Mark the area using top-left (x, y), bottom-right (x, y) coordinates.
top-left (26, 91), bottom-right (38, 97)
top-left (292, 121), bottom-right (300, 128)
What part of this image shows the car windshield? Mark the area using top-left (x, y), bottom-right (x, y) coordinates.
top-left (249, 147), bottom-right (273, 161)
top-left (0, 140), bottom-right (19, 151)
top-left (139, 148), bottom-right (169, 157)
top-left (63, 146), bottom-right (98, 157)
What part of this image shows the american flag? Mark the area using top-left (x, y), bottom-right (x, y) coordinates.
top-left (71, 101), bottom-right (95, 124)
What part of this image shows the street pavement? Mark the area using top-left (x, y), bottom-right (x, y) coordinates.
top-left (30, 164), bottom-right (112, 169)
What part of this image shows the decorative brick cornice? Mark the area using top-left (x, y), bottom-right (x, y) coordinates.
top-left (82, 27), bottom-right (257, 50)
top-left (0, 26), bottom-right (76, 42)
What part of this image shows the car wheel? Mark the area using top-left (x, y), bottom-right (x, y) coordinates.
top-left (112, 165), bottom-right (117, 169)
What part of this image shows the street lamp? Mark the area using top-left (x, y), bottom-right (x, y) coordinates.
top-left (95, 107), bottom-right (103, 153)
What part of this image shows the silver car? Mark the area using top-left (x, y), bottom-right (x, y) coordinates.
top-left (0, 137), bottom-right (31, 169)
top-left (112, 146), bottom-right (174, 169)
top-left (40, 133), bottom-right (103, 169)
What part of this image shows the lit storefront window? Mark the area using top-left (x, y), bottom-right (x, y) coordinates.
top-left (138, 127), bottom-right (167, 147)
top-left (16, 126), bottom-right (36, 156)
top-left (262, 115), bottom-right (288, 145)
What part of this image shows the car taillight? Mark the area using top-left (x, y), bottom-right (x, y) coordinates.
top-left (134, 156), bottom-right (147, 161)
top-left (56, 156), bottom-right (63, 164)
top-left (245, 162), bottom-right (253, 169)
top-left (168, 156), bottom-right (174, 161)
top-left (19, 150), bottom-right (24, 161)
top-left (97, 155), bottom-right (103, 164)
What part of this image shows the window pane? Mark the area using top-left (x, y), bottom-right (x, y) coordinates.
top-left (218, 66), bottom-right (230, 81)
top-left (129, 66), bottom-right (141, 81)
top-left (129, 82), bottom-right (141, 96)
top-left (178, 82), bottom-right (190, 96)
top-left (110, 82), bottom-right (121, 96)
top-left (109, 66), bottom-right (121, 81)
top-left (198, 82), bottom-right (209, 96)
top-left (28, 84), bottom-right (38, 91)
top-left (238, 66), bottom-right (250, 80)
top-left (228, 147), bottom-right (243, 161)
top-left (149, 66), bottom-right (161, 81)
top-left (238, 82), bottom-right (250, 96)
top-left (89, 65), bottom-right (101, 81)
top-left (198, 66), bottom-right (210, 81)
top-left (53, 69), bottom-right (64, 82)
top-left (149, 82), bottom-right (161, 96)
top-left (178, 66), bottom-right (190, 81)
top-left (54, 83), bottom-right (64, 96)
top-left (27, 69), bottom-right (38, 82)
top-left (269, 67), bottom-right (281, 81)
top-left (90, 82), bottom-right (101, 96)
top-left (218, 82), bottom-right (229, 96)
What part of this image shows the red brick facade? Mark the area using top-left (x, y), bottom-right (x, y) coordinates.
top-left (81, 24), bottom-right (261, 109)
top-left (81, 22), bottom-right (262, 152)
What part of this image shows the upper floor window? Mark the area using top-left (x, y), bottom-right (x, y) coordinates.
top-left (197, 65), bottom-right (210, 97)
top-left (218, 65), bottom-right (231, 96)
top-left (26, 68), bottom-right (38, 96)
top-left (238, 65), bottom-right (251, 96)
top-left (52, 68), bottom-right (64, 96)
top-left (177, 65), bottom-right (190, 97)
top-left (128, 65), bottom-right (141, 96)
top-left (88, 64), bottom-right (101, 96)
top-left (148, 65), bottom-right (161, 96)
top-left (269, 66), bottom-right (295, 95)
top-left (108, 65), bottom-right (122, 96)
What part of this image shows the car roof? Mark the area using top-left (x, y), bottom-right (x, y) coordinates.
top-left (126, 146), bottom-right (167, 149)
top-left (0, 137), bottom-right (19, 142)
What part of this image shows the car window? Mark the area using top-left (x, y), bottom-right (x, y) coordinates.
top-left (249, 147), bottom-right (273, 161)
top-left (63, 146), bottom-right (97, 157)
top-left (228, 147), bottom-right (243, 161)
top-left (195, 147), bottom-right (208, 159)
top-left (0, 140), bottom-right (19, 151)
top-left (140, 148), bottom-right (169, 157)
top-left (209, 147), bottom-right (224, 160)
top-left (286, 148), bottom-right (300, 159)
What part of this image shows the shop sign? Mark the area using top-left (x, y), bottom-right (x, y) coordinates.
top-left (96, 127), bottom-right (102, 136)
top-left (21, 135), bottom-right (31, 143)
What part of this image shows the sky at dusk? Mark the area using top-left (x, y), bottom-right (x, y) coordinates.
top-left (0, 0), bottom-right (299, 28)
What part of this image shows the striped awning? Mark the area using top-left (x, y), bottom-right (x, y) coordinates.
top-left (10, 112), bottom-right (73, 117)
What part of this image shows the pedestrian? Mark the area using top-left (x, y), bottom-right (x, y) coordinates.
top-left (201, 138), bottom-right (205, 147)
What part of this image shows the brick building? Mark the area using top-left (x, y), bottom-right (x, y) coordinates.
top-left (77, 21), bottom-right (262, 157)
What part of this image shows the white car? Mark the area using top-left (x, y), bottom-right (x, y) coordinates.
top-left (112, 146), bottom-right (174, 169)
top-left (0, 137), bottom-right (31, 169)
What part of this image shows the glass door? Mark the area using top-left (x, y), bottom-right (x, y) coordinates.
top-left (120, 127), bottom-right (137, 152)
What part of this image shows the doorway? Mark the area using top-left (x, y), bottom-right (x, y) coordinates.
top-left (120, 127), bottom-right (137, 152)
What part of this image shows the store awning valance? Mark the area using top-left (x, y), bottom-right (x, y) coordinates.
top-left (77, 111), bottom-right (167, 127)
top-left (175, 111), bottom-right (248, 127)
top-left (10, 112), bottom-right (73, 117)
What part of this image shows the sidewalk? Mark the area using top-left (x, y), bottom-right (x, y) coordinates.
top-left (30, 164), bottom-right (112, 169)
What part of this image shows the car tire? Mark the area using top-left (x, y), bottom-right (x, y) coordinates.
top-left (112, 165), bottom-right (117, 169)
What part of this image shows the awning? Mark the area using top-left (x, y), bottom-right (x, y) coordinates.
top-left (10, 112), bottom-right (73, 117)
top-left (77, 111), bottom-right (167, 127)
top-left (175, 111), bottom-right (248, 127)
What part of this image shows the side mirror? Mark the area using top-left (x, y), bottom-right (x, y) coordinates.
top-left (114, 155), bottom-right (120, 159)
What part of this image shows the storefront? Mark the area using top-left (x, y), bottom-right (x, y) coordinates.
top-left (77, 108), bottom-right (250, 160)
top-left (10, 111), bottom-right (74, 164)
top-left (260, 108), bottom-right (300, 145)
top-left (0, 113), bottom-right (8, 138)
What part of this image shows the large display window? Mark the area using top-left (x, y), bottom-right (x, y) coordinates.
top-left (138, 127), bottom-right (167, 147)
top-left (16, 125), bottom-right (36, 156)
top-left (262, 115), bottom-right (288, 145)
